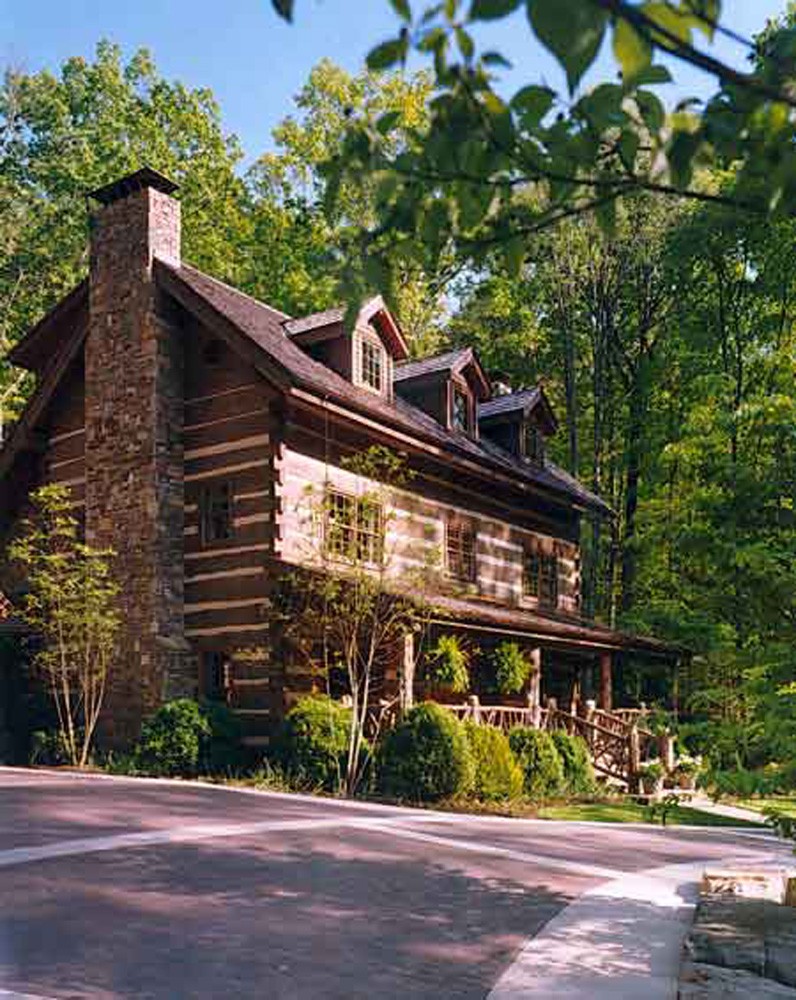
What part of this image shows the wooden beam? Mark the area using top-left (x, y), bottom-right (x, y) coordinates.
top-left (599, 651), bottom-right (613, 711)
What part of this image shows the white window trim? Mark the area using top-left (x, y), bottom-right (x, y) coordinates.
top-left (353, 327), bottom-right (391, 397)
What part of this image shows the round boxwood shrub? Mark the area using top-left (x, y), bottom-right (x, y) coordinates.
top-left (550, 730), bottom-right (595, 795)
top-left (464, 722), bottom-right (524, 801)
top-left (275, 695), bottom-right (353, 792)
top-left (136, 699), bottom-right (211, 777)
top-left (492, 642), bottom-right (533, 696)
top-left (377, 702), bottom-right (474, 803)
top-left (508, 726), bottom-right (565, 799)
top-left (200, 700), bottom-right (244, 774)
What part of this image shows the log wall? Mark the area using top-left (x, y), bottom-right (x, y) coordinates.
top-left (276, 447), bottom-right (580, 615)
top-left (182, 323), bottom-right (280, 739)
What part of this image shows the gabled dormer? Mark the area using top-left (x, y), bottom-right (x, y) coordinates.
top-left (393, 347), bottom-right (490, 436)
top-left (478, 385), bottom-right (558, 465)
top-left (283, 296), bottom-right (408, 398)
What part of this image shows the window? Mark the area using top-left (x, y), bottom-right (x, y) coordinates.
top-left (446, 520), bottom-right (476, 582)
top-left (523, 548), bottom-right (558, 608)
top-left (202, 651), bottom-right (229, 702)
top-left (360, 336), bottom-right (385, 393)
top-left (524, 423), bottom-right (545, 465)
top-left (452, 386), bottom-right (470, 433)
top-left (325, 488), bottom-right (384, 564)
top-left (200, 482), bottom-right (233, 544)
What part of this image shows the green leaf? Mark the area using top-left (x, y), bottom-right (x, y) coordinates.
top-left (527, 0), bottom-right (609, 92)
top-left (470, 0), bottom-right (522, 19)
top-left (389, 0), bottom-right (412, 21)
top-left (503, 234), bottom-right (525, 276)
top-left (271, 0), bottom-right (293, 22)
top-left (510, 84), bottom-right (555, 127)
top-left (636, 90), bottom-right (665, 133)
top-left (366, 38), bottom-right (407, 71)
top-left (613, 18), bottom-right (652, 83)
top-left (376, 110), bottom-right (401, 135)
top-left (630, 64), bottom-right (672, 87)
top-left (456, 27), bottom-right (475, 60)
top-left (482, 51), bottom-right (513, 68)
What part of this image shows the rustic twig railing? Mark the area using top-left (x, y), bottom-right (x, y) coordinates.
top-left (445, 696), bottom-right (661, 789)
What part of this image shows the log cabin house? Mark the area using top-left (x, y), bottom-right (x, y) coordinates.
top-left (0, 169), bottom-right (678, 752)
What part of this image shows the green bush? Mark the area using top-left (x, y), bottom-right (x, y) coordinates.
top-left (426, 634), bottom-right (469, 692)
top-left (377, 702), bottom-right (474, 802)
top-left (275, 695), bottom-right (353, 792)
top-left (508, 726), bottom-right (565, 799)
top-left (29, 729), bottom-right (71, 766)
top-left (464, 722), bottom-right (524, 801)
top-left (700, 767), bottom-right (782, 801)
top-left (199, 700), bottom-right (244, 774)
top-left (492, 642), bottom-right (533, 695)
top-left (550, 731), bottom-right (595, 794)
top-left (136, 699), bottom-right (211, 777)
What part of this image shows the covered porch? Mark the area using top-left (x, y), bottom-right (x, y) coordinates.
top-left (401, 595), bottom-right (683, 789)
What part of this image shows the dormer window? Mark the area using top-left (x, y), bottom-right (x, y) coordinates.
top-left (360, 335), bottom-right (385, 393)
top-left (452, 386), bottom-right (470, 432)
top-left (524, 424), bottom-right (545, 465)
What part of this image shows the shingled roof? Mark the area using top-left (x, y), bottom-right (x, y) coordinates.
top-left (156, 261), bottom-right (611, 515)
top-left (479, 386), bottom-right (541, 419)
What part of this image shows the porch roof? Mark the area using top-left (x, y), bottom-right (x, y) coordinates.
top-left (426, 594), bottom-right (681, 661)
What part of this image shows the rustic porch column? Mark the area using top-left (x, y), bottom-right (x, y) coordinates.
top-left (399, 631), bottom-right (415, 713)
top-left (527, 647), bottom-right (542, 728)
top-left (599, 650), bottom-right (613, 711)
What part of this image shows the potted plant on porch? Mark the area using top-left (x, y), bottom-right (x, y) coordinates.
top-left (425, 634), bottom-right (469, 700)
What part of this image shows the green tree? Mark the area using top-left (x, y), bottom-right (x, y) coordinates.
top-left (272, 1), bottom-right (796, 291)
top-left (9, 484), bottom-right (120, 767)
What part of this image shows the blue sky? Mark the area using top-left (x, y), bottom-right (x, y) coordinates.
top-left (1, 0), bottom-right (789, 166)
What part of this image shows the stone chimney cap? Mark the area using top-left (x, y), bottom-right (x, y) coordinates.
top-left (88, 167), bottom-right (179, 206)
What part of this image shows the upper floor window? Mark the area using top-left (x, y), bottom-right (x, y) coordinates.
top-left (524, 423), bottom-right (545, 465)
top-left (452, 386), bottom-right (470, 433)
top-left (359, 335), bottom-right (386, 393)
top-left (446, 519), bottom-right (476, 582)
top-left (202, 651), bottom-right (230, 703)
top-left (523, 548), bottom-right (558, 608)
top-left (325, 488), bottom-right (384, 565)
top-left (200, 482), bottom-right (233, 544)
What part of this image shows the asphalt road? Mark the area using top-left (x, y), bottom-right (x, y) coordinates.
top-left (0, 768), bottom-right (779, 999)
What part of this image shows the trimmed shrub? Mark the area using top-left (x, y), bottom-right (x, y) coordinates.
top-left (508, 726), bottom-right (565, 799)
top-left (492, 642), bottom-right (533, 696)
top-left (426, 634), bottom-right (469, 693)
top-left (29, 729), bottom-right (72, 766)
top-left (464, 722), bottom-right (524, 801)
top-left (136, 699), bottom-right (211, 777)
top-left (550, 731), bottom-right (595, 795)
top-left (200, 700), bottom-right (244, 774)
top-left (377, 702), bottom-right (474, 802)
top-left (275, 695), bottom-right (352, 792)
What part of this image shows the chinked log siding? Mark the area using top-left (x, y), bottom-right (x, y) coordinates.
top-left (180, 320), bottom-right (282, 727)
top-left (282, 408), bottom-right (580, 543)
top-left (276, 446), bottom-right (580, 615)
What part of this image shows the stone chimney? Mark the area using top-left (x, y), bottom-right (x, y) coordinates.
top-left (84, 168), bottom-right (192, 746)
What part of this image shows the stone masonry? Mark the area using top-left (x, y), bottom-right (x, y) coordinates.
top-left (84, 177), bottom-right (194, 746)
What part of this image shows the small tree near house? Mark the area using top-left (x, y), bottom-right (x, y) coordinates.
top-left (9, 483), bottom-right (120, 767)
top-left (275, 446), bottom-right (441, 795)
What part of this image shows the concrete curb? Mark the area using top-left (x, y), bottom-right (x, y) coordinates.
top-left (488, 849), bottom-right (793, 1000)
top-left (0, 766), bottom-right (778, 841)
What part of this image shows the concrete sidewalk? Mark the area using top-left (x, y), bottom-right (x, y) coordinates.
top-left (489, 845), bottom-right (791, 1000)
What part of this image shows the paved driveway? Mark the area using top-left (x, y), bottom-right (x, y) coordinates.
top-left (0, 768), bottom-right (779, 998)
